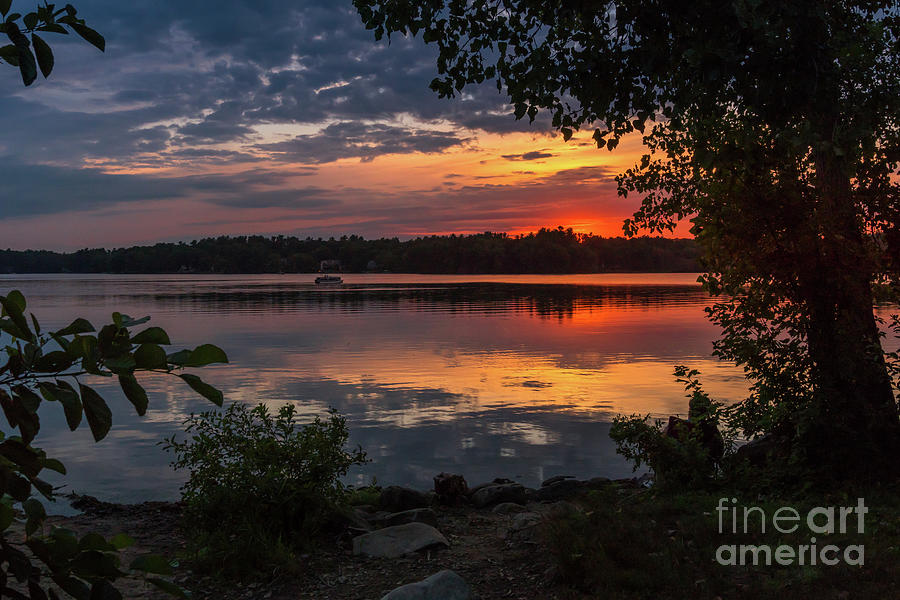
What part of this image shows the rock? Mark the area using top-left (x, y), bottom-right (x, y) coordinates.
top-left (583, 477), bottom-right (611, 489)
top-left (468, 478), bottom-right (515, 496)
top-left (379, 486), bottom-right (432, 512)
top-left (374, 508), bottom-right (438, 527)
top-left (352, 523), bottom-right (449, 558)
top-left (433, 473), bottom-right (468, 503)
top-left (491, 502), bottom-right (528, 514)
top-left (512, 512), bottom-right (542, 529)
top-left (470, 483), bottom-right (527, 508)
top-left (542, 500), bottom-right (580, 518)
top-left (532, 478), bottom-right (582, 502)
top-left (506, 512), bottom-right (543, 542)
top-left (327, 507), bottom-right (373, 532)
top-left (541, 475), bottom-right (574, 487)
top-left (380, 570), bottom-right (472, 600)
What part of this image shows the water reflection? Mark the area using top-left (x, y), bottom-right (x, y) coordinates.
top-left (1, 274), bottom-right (750, 509)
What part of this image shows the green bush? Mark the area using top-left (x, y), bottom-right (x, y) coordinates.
top-left (610, 367), bottom-right (732, 490)
top-left (161, 402), bottom-right (368, 577)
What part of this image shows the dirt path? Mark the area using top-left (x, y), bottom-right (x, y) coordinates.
top-left (40, 497), bottom-right (588, 600)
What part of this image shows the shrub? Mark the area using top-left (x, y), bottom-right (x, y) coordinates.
top-left (161, 402), bottom-right (368, 577)
top-left (610, 367), bottom-right (732, 490)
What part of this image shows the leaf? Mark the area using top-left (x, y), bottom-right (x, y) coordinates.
top-left (130, 554), bottom-right (174, 575)
top-left (118, 374), bottom-right (148, 416)
top-left (102, 354), bottom-right (136, 373)
top-left (31, 33), bottom-right (53, 78)
top-left (119, 314), bottom-right (150, 327)
top-left (24, 498), bottom-right (46, 520)
top-left (561, 127), bottom-right (573, 141)
top-left (184, 344), bottom-right (228, 367)
top-left (1, 292), bottom-right (33, 340)
top-left (87, 580), bottom-right (123, 600)
top-left (78, 532), bottom-right (115, 552)
top-left (131, 327), bottom-right (170, 345)
top-left (41, 457), bottom-right (67, 474)
top-left (134, 343), bottom-right (167, 369)
top-left (0, 388), bottom-right (40, 444)
top-left (18, 46), bottom-right (37, 86)
top-left (79, 383), bottom-right (112, 442)
top-left (165, 349), bottom-right (192, 366)
top-left (178, 374), bottom-right (223, 406)
top-left (50, 575), bottom-right (90, 600)
top-left (69, 22), bottom-right (105, 51)
top-left (0, 502), bottom-right (14, 531)
top-left (0, 439), bottom-right (42, 477)
top-left (0, 1), bottom-right (11, 17)
top-left (110, 533), bottom-right (135, 550)
top-left (54, 380), bottom-right (83, 431)
top-left (24, 498), bottom-right (46, 536)
top-left (0, 43), bottom-right (19, 65)
top-left (34, 350), bottom-right (73, 373)
top-left (5, 290), bottom-right (26, 313)
top-left (147, 578), bottom-right (191, 598)
top-left (70, 549), bottom-right (123, 579)
top-left (23, 12), bottom-right (37, 30)
top-left (37, 23), bottom-right (68, 34)
top-left (56, 318), bottom-right (95, 336)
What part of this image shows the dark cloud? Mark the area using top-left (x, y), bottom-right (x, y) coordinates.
top-left (501, 151), bottom-right (555, 161)
top-left (0, 162), bottom-right (328, 218)
top-left (257, 121), bottom-right (467, 163)
top-left (0, 1), bottom-right (551, 171)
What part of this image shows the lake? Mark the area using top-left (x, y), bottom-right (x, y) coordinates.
top-left (3, 273), bottom-right (755, 509)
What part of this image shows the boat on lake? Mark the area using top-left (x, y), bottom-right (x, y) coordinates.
top-left (315, 274), bottom-right (343, 285)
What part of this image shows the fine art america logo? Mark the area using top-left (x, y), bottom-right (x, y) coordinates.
top-left (715, 498), bottom-right (867, 566)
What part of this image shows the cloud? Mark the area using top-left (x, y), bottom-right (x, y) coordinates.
top-left (257, 121), bottom-right (467, 163)
top-left (0, 1), bottom-right (640, 249)
top-left (501, 151), bottom-right (555, 161)
top-left (0, 162), bottom-right (329, 218)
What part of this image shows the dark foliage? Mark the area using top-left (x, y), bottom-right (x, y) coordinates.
top-left (0, 229), bottom-right (700, 275)
top-left (161, 403), bottom-right (368, 579)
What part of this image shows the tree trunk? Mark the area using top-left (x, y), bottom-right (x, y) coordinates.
top-left (798, 151), bottom-right (900, 478)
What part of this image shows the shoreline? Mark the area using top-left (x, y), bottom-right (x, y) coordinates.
top-left (38, 474), bottom-right (646, 599)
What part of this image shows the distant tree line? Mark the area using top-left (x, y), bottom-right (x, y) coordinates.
top-left (0, 228), bottom-right (701, 274)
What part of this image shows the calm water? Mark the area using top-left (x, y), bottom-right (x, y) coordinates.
top-left (3, 273), bottom-right (756, 510)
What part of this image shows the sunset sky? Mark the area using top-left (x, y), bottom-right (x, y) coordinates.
top-left (1, 1), bottom-right (676, 251)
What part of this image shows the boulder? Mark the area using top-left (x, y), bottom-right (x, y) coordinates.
top-left (379, 486), bottom-right (432, 512)
top-left (583, 477), bottom-right (611, 489)
top-left (532, 478), bottom-right (582, 502)
top-left (380, 570), bottom-right (472, 600)
top-left (542, 500), bottom-right (581, 519)
top-left (470, 483), bottom-right (527, 508)
top-left (352, 523), bottom-right (449, 558)
top-left (433, 473), bottom-right (468, 503)
top-left (541, 475), bottom-right (575, 487)
top-left (374, 508), bottom-right (438, 528)
top-left (506, 512), bottom-right (543, 542)
top-left (492, 502), bottom-right (528, 515)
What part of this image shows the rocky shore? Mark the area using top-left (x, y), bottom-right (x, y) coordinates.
top-left (47, 473), bottom-right (648, 599)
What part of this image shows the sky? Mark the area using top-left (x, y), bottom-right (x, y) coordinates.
top-left (0, 0), bottom-right (672, 251)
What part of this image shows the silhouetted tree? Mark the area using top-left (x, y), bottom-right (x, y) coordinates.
top-left (354, 0), bottom-right (900, 476)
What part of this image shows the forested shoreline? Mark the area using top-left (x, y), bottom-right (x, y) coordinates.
top-left (0, 228), bottom-right (700, 274)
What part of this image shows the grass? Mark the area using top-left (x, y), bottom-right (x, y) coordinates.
top-left (543, 483), bottom-right (900, 599)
